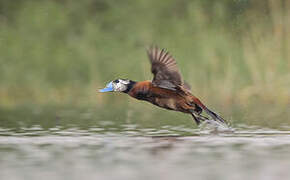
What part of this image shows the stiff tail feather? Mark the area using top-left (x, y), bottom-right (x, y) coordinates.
top-left (202, 106), bottom-right (226, 124)
top-left (191, 96), bottom-right (227, 124)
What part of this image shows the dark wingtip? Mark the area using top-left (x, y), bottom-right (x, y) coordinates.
top-left (146, 45), bottom-right (160, 62)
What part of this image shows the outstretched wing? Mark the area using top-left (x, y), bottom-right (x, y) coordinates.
top-left (147, 46), bottom-right (184, 91)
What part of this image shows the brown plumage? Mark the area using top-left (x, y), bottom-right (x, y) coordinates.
top-left (99, 46), bottom-right (226, 125)
top-left (147, 47), bottom-right (183, 91)
top-left (130, 47), bottom-right (226, 125)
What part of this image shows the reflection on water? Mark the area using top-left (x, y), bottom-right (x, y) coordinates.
top-left (1, 125), bottom-right (290, 180)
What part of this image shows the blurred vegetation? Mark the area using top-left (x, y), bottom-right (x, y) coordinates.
top-left (0, 0), bottom-right (289, 127)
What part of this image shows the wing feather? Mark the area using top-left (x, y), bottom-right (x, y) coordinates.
top-left (147, 46), bottom-right (184, 90)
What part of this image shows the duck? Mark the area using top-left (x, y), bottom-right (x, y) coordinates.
top-left (99, 47), bottom-right (226, 125)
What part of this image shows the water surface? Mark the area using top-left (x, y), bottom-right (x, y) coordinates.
top-left (1, 124), bottom-right (290, 180)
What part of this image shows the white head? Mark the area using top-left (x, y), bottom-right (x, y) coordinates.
top-left (99, 79), bottom-right (133, 92)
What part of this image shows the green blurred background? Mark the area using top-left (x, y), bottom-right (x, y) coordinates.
top-left (0, 0), bottom-right (289, 128)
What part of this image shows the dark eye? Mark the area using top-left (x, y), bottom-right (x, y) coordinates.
top-left (114, 79), bottom-right (119, 83)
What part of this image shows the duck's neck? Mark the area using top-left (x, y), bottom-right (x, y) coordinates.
top-left (123, 80), bottom-right (137, 93)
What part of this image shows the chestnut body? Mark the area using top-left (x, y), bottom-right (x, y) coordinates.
top-left (99, 47), bottom-right (226, 125)
top-left (128, 81), bottom-right (201, 114)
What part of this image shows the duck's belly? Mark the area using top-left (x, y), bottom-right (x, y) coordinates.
top-left (149, 97), bottom-right (189, 113)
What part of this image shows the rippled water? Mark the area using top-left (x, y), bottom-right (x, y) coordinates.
top-left (1, 124), bottom-right (290, 180)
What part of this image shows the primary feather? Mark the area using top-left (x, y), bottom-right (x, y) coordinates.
top-left (147, 46), bottom-right (184, 91)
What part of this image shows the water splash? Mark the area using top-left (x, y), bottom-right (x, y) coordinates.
top-left (198, 119), bottom-right (234, 133)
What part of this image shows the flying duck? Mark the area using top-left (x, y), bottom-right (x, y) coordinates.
top-left (99, 47), bottom-right (226, 125)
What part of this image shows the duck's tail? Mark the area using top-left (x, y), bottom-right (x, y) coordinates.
top-left (202, 105), bottom-right (226, 124)
top-left (191, 96), bottom-right (226, 124)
